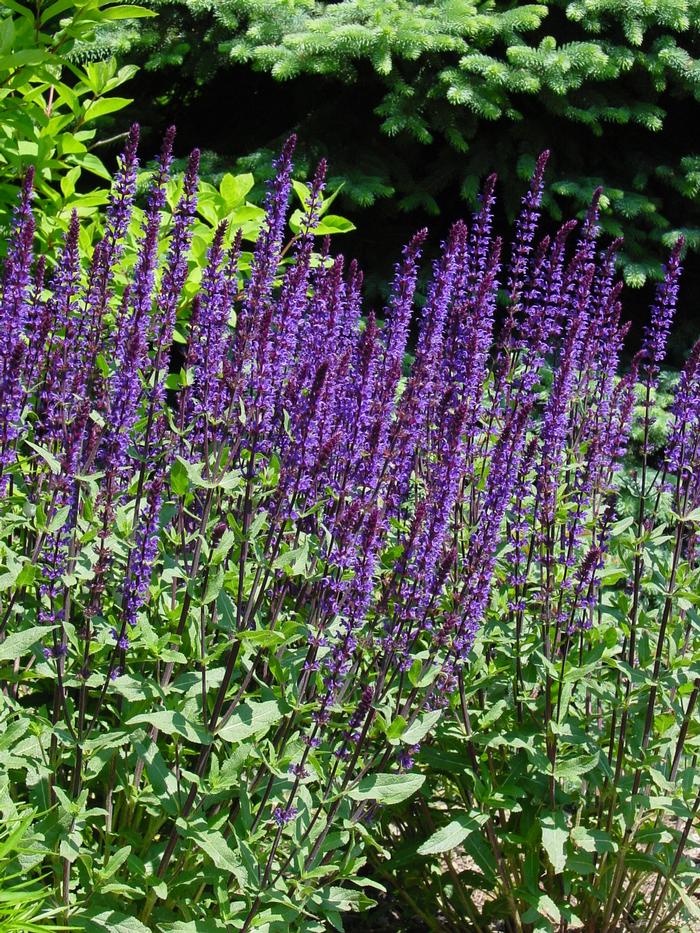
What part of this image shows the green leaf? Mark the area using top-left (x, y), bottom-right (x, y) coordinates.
top-left (669, 879), bottom-right (700, 921)
top-left (47, 504), bottom-right (71, 534)
top-left (216, 700), bottom-right (284, 743)
top-left (385, 715), bottom-right (408, 742)
top-left (554, 753), bottom-right (598, 781)
top-left (74, 911), bottom-right (152, 932)
top-left (349, 772), bottom-right (425, 805)
top-left (127, 711), bottom-right (212, 745)
top-left (271, 542), bottom-right (309, 576)
top-left (83, 96), bottom-right (132, 122)
top-left (203, 563), bottom-right (224, 605)
top-left (99, 5), bottom-right (157, 20)
top-left (541, 812), bottom-right (568, 874)
top-left (0, 625), bottom-right (53, 663)
top-left (158, 923), bottom-right (229, 932)
top-left (220, 172), bottom-right (254, 207)
top-left (313, 214), bottom-right (355, 234)
top-left (25, 440), bottom-right (61, 474)
top-left (401, 709), bottom-right (442, 745)
top-left (417, 812), bottom-right (486, 855)
top-left (170, 458), bottom-right (189, 496)
top-left (131, 735), bottom-right (180, 814)
top-left (186, 827), bottom-right (247, 888)
top-left (236, 629), bottom-right (286, 648)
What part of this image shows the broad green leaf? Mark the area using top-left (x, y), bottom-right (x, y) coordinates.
top-left (98, 845), bottom-right (131, 881)
top-left (385, 715), bottom-right (408, 742)
top-left (479, 699), bottom-right (508, 729)
top-left (402, 709), bottom-right (442, 745)
top-left (99, 5), bottom-right (157, 20)
top-left (541, 812), bottom-right (568, 874)
top-left (170, 458), bottom-right (189, 496)
top-left (0, 626), bottom-right (53, 663)
top-left (132, 735), bottom-right (179, 814)
top-left (417, 812), bottom-right (486, 855)
top-left (203, 563), bottom-right (224, 605)
top-left (83, 96), bottom-right (132, 122)
top-left (271, 542), bottom-right (308, 576)
top-left (187, 827), bottom-right (247, 887)
top-left (74, 911), bottom-right (152, 932)
top-left (47, 504), bottom-right (70, 534)
top-left (554, 753), bottom-right (598, 781)
top-left (349, 772), bottom-right (425, 805)
top-left (220, 172), bottom-right (254, 207)
top-left (127, 711), bottom-right (212, 745)
top-left (237, 629), bottom-right (286, 648)
top-left (216, 700), bottom-right (284, 743)
top-left (312, 214), bottom-right (355, 235)
top-left (158, 923), bottom-right (230, 932)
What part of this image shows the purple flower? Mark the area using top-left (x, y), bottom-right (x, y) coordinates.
top-left (272, 806), bottom-right (299, 826)
top-left (641, 238), bottom-right (684, 386)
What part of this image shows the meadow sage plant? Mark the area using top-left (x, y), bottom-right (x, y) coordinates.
top-left (0, 127), bottom-right (688, 931)
top-left (371, 215), bottom-right (697, 930)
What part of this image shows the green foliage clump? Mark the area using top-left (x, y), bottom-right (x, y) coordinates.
top-left (107, 0), bottom-right (700, 283)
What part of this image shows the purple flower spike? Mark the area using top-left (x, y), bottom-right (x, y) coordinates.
top-left (641, 237), bottom-right (684, 386)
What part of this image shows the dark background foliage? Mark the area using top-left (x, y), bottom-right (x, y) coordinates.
top-left (92, 0), bottom-right (700, 363)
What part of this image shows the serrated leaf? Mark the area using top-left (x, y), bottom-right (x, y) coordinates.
top-left (127, 711), bottom-right (212, 745)
top-left (541, 812), bottom-right (568, 874)
top-left (0, 625), bottom-right (54, 663)
top-left (73, 911), bottom-right (152, 932)
top-left (349, 772), bottom-right (425, 805)
top-left (187, 827), bottom-right (247, 887)
top-left (402, 709), bottom-right (442, 744)
top-left (216, 700), bottom-right (284, 743)
top-left (417, 812), bottom-right (486, 855)
top-left (385, 715), bottom-right (407, 741)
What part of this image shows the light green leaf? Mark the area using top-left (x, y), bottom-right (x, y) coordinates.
top-left (0, 626), bottom-right (53, 663)
top-left (47, 505), bottom-right (71, 534)
top-left (83, 96), bottom-right (132, 122)
top-left (402, 709), bottom-right (442, 745)
top-left (170, 459), bottom-right (189, 496)
top-left (127, 711), bottom-right (212, 745)
top-left (349, 772), bottom-right (425, 805)
top-left (216, 700), bottom-right (284, 743)
top-left (541, 812), bottom-right (568, 874)
top-left (99, 5), bottom-right (157, 20)
top-left (417, 812), bottom-right (486, 855)
top-left (312, 214), bottom-right (355, 235)
top-left (187, 827), bottom-right (247, 887)
top-left (220, 172), bottom-right (254, 207)
top-left (25, 440), bottom-right (61, 474)
top-left (271, 542), bottom-right (309, 576)
top-left (74, 911), bottom-right (152, 932)
top-left (385, 715), bottom-right (407, 742)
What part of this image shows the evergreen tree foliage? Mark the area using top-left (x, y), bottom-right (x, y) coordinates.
top-left (105, 0), bottom-right (700, 284)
